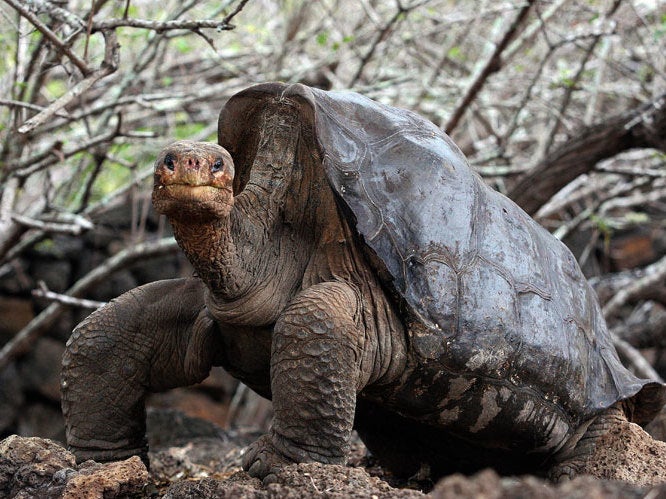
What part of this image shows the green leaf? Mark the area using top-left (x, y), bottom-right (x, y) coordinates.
top-left (560, 77), bottom-right (575, 88)
top-left (316, 32), bottom-right (328, 46)
top-left (447, 46), bottom-right (462, 60)
top-left (175, 121), bottom-right (207, 140)
top-left (589, 214), bottom-right (614, 236)
top-left (174, 37), bottom-right (194, 54)
top-left (46, 80), bottom-right (68, 99)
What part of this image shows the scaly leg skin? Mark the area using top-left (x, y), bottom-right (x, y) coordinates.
top-left (549, 404), bottom-right (626, 482)
top-left (61, 278), bottom-right (217, 465)
top-left (242, 281), bottom-right (364, 483)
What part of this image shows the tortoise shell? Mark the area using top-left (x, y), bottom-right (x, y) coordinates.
top-left (217, 83), bottom-right (664, 438)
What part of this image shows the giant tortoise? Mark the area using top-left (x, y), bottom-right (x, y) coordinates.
top-left (61, 82), bottom-right (665, 482)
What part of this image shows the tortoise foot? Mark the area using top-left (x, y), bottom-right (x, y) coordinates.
top-left (548, 461), bottom-right (580, 483)
top-left (242, 434), bottom-right (294, 483)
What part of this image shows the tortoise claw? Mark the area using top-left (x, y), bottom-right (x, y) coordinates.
top-left (242, 434), bottom-right (293, 483)
top-left (548, 463), bottom-right (578, 483)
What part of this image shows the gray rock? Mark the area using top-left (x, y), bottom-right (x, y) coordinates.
top-left (0, 435), bottom-right (149, 499)
top-left (0, 435), bottom-right (75, 498)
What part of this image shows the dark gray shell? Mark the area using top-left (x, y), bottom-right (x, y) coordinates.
top-left (218, 83), bottom-right (664, 430)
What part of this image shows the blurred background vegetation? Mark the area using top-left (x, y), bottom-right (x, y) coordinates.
top-left (0, 0), bottom-right (665, 440)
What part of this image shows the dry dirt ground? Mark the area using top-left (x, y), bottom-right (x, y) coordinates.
top-left (2, 408), bottom-right (666, 498)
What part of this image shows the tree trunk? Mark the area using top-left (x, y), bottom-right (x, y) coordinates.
top-left (508, 93), bottom-right (666, 215)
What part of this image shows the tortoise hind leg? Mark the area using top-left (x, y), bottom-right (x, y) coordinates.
top-left (550, 403), bottom-right (666, 485)
top-left (549, 404), bottom-right (624, 482)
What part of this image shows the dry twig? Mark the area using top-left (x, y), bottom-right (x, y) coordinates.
top-left (509, 93), bottom-right (666, 215)
top-left (444, 0), bottom-right (535, 134)
top-left (614, 338), bottom-right (663, 382)
top-left (10, 212), bottom-right (93, 235)
top-left (16, 30), bottom-right (120, 134)
top-left (3, 0), bottom-right (90, 75)
top-left (603, 255), bottom-right (666, 320)
top-left (32, 281), bottom-right (107, 309)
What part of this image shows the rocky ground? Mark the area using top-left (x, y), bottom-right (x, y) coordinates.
top-left (3, 408), bottom-right (666, 498)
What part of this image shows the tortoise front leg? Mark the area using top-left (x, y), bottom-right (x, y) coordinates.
top-left (61, 278), bottom-right (216, 465)
top-left (242, 281), bottom-right (364, 481)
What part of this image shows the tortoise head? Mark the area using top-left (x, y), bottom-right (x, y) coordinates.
top-left (152, 140), bottom-right (235, 221)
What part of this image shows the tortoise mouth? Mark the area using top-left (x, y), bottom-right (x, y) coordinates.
top-left (153, 182), bottom-right (234, 219)
top-left (158, 183), bottom-right (231, 197)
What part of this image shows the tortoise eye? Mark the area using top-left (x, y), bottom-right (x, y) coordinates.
top-left (211, 159), bottom-right (223, 173)
top-left (164, 154), bottom-right (175, 171)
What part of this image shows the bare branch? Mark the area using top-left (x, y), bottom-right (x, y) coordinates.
top-left (502, 0), bottom-right (569, 63)
top-left (508, 93), bottom-right (666, 215)
top-left (10, 212), bottom-right (93, 235)
top-left (32, 281), bottom-right (107, 309)
top-left (613, 303), bottom-right (666, 350)
top-left (597, 160), bottom-right (666, 178)
top-left (13, 128), bottom-right (118, 177)
top-left (444, 0), bottom-right (535, 134)
top-left (613, 337), bottom-right (663, 382)
top-left (540, 36), bottom-right (600, 155)
top-left (2, 0), bottom-right (90, 76)
top-left (603, 254), bottom-right (666, 320)
top-left (349, 0), bottom-right (430, 87)
top-left (547, 176), bottom-right (650, 238)
top-left (0, 178), bottom-right (21, 260)
top-left (599, 186), bottom-right (666, 215)
top-left (0, 163), bottom-right (154, 267)
top-left (349, 6), bottom-right (405, 87)
top-left (222, 0), bottom-right (252, 25)
top-left (0, 98), bottom-right (72, 118)
top-left (91, 17), bottom-right (236, 32)
top-left (23, 0), bottom-right (86, 30)
top-left (17, 29), bottom-right (120, 134)
top-left (583, 36), bottom-right (612, 126)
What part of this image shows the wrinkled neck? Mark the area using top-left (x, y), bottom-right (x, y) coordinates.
top-left (169, 211), bottom-right (253, 300)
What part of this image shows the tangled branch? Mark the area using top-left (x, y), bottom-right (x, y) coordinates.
top-left (4, 0), bottom-right (89, 75)
top-left (17, 29), bottom-right (120, 134)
